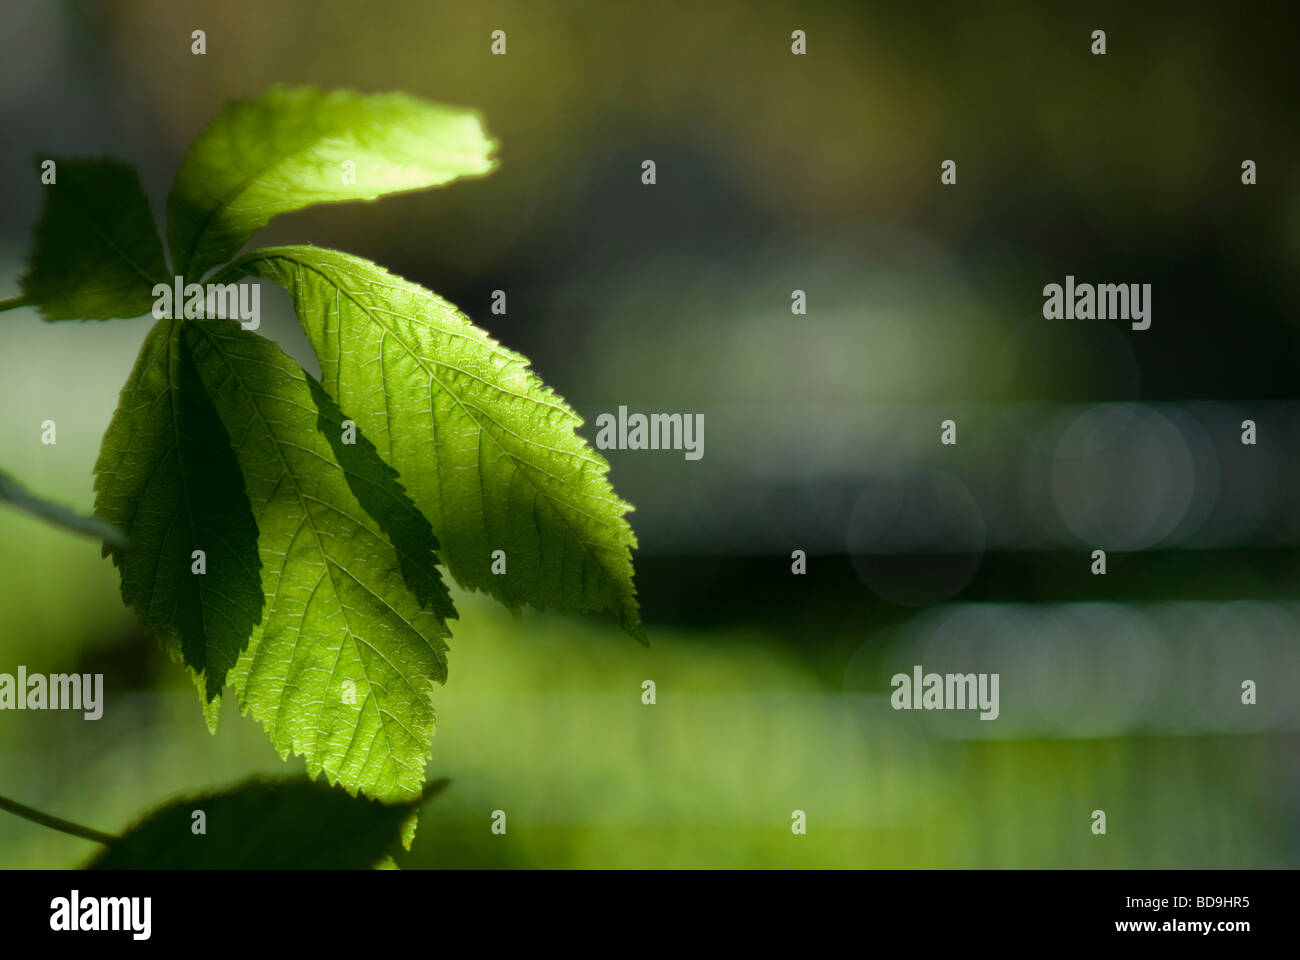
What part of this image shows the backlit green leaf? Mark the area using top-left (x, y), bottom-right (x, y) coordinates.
top-left (185, 318), bottom-right (456, 801)
top-left (230, 246), bottom-right (645, 642)
top-left (167, 86), bottom-right (497, 280)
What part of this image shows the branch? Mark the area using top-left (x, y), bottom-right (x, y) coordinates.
top-left (0, 792), bottom-right (120, 846)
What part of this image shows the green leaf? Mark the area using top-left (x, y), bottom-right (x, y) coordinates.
top-left (86, 777), bottom-right (447, 869)
top-left (231, 246), bottom-right (645, 642)
top-left (184, 318), bottom-right (456, 801)
top-left (167, 85), bottom-right (497, 280)
top-left (0, 469), bottom-right (126, 547)
top-left (20, 158), bottom-right (169, 321)
top-left (93, 317), bottom-right (264, 700)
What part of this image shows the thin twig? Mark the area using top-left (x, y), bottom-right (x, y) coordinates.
top-left (0, 792), bottom-right (120, 846)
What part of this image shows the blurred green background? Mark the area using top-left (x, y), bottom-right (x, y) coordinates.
top-left (1, 0), bottom-right (1299, 867)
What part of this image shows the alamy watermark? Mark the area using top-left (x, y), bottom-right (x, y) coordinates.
top-left (0, 666), bottom-right (103, 719)
top-left (50, 891), bottom-right (150, 940)
top-left (594, 406), bottom-right (704, 460)
top-left (152, 276), bottom-right (260, 329)
top-left (1042, 275), bottom-right (1151, 330)
top-left (890, 664), bottom-right (999, 720)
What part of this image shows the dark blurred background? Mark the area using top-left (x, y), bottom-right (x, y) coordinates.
top-left (2, 0), bottom-right (1299, 867)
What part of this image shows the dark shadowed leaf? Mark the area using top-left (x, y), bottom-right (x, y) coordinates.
top-left (21, 158), bottom-right (169, 321)
top-left (93, 317), bottom-right (264, 700)
top-left (86, 777), bottom-right (448, 869)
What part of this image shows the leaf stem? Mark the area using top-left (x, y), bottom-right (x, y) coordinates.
top-left (0, 295), bottom-right (32, 313)
top-left (0, 792), bottom-right (120, 846)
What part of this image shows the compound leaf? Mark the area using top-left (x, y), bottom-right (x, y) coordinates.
top-left (231, 246), bottom-right (645, 642)
top-left (21, 158), bottom-right (169, 321)
top-left (86, 777), bottom-right (448, 869)
top-left (93, 317), bottom-right (264, 700)
top-left (167, 86), bottom-right (497, 280)
top-left (184, 318), bottom-right (456, 801)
